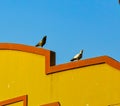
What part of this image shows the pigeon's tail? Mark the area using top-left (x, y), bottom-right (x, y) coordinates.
top-left (70, 58), bottom-right (76, 61)
top-left (35, 44), bottom-right (39, 47)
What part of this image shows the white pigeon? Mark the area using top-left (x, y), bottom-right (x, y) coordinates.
top-left (70, 50), bottom-right (83, 61)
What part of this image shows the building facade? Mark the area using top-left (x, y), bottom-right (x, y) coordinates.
top-left (0, 43), bottom-right (120, 106)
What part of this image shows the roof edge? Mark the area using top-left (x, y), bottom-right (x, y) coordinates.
top-left (0, 43), bottom-right (55, 73)
top-left (0, 43), bottom-right (120, 75)
top-left (48, 56), bottom-right (120, 74)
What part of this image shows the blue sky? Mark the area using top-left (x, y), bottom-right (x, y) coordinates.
top-left (0, 0), bottom-right (120, 64)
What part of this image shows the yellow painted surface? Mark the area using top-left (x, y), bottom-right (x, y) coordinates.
top-left (0, 50), bottom-right (52, 106)
top-left (51, 64), bottom-right (120, 106)
top-left (0, 50), bottom-right (120, 106)
top-left (6, 101), bottom-right (23, 106)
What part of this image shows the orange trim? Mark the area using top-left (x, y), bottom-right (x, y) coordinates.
top-left (49, 56), bottom-right (120, 74)
top-left (41, 102), bottom-right (60, 106)
top-left (0, 95), bottom-right (28, 106)
top-left (0, 43), bottom-right (120, 75)
top-left (0, 43), bottom-right (55, 74)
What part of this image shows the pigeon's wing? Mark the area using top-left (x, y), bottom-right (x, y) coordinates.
top-left (41, 36), bottom-right (47, 47)
top-left (35, 39), bottom-right (43, 47)
top-left (70, 53), bottom-right (79, 61)
top-left (78, 54), bottom-right (82, 60)
top-left (35, 36), bottom-right (47, 47)
top-left (73, 53), bottom-right (80, 59)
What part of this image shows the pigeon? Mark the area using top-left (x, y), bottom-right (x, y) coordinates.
top-left (70, 50), bottom-right (83, 61)
top-left (35, 36), bottom-right (47, 47)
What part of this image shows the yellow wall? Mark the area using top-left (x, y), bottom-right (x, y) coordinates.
top-left (51, 64), bottom-right (120, 106)
top-left (0, 45), bottom-right (120, 106)
top-left (0, 50), bottom-right (52, 106)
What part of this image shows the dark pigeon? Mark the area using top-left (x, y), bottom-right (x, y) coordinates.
top-left (35, 36), bottom-right (47, 47)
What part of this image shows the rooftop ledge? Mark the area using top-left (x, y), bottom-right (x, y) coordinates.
top-left (0, 43), bottom-right (120, 75)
